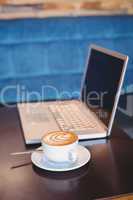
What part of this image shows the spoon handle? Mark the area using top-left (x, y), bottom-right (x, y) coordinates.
top-left (10, 148), bottom-right (43, 156)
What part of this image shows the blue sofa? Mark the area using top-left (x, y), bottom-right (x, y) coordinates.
top-left (0, 15), bottom-right (133, 104)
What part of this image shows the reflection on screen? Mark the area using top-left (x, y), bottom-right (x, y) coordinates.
top-left (82, 49), bottom-right (124, 126)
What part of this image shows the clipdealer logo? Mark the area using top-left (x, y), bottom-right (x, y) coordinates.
top-left (0, 84), bottom-right (109, 119)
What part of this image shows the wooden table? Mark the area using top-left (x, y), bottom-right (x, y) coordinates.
top-left (0, 106), bottom-right (133, 200)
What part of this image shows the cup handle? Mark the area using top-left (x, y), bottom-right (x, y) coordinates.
top-left (68, 150), bottom-right (77, 163)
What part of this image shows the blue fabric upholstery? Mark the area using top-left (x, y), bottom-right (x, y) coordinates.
top-left (0, 16), bottom-right (133, 103)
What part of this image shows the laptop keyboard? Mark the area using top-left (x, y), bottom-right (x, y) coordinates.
top-left (48, 103), bottom-right (97, 131)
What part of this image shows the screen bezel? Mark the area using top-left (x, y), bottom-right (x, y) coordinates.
top-left (80, 44), bottom-right (129, 136)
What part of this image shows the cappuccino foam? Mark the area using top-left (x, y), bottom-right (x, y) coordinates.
top-left (43, 131), bottom-right (78, 146)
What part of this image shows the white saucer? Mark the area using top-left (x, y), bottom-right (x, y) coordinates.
top-left (31, 145), bottom-right (91, 172)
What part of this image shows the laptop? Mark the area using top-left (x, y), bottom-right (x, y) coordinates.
top-left (18, 44), bottom-right (129, 144)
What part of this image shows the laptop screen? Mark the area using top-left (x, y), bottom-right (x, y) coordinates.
top-left (82, 47), bottom-right (125, 127)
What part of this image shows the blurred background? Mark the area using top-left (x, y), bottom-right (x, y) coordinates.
top-left (0, 0), bottom-right (132, 138)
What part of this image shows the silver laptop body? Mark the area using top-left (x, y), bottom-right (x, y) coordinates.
top-left (18, 44), bottom-right (128, 144)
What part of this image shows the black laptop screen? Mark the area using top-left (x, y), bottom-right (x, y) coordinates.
top-left (82, 48), bottom-right (125, 126)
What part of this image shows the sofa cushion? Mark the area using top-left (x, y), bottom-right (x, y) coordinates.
top-left (0, 16), bottom-right (133, 44)
top-left (0, 16), bottom-right (133, 103)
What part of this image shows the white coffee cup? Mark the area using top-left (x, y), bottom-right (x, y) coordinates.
top-left (41, 131), bottom-right (78, 164)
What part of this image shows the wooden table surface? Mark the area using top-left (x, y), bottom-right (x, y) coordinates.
top-left (0, 106), bottom-right (133, 200)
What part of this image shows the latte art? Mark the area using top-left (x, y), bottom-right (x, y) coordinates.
top-left (43, 131), bottom-right (78, 146)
